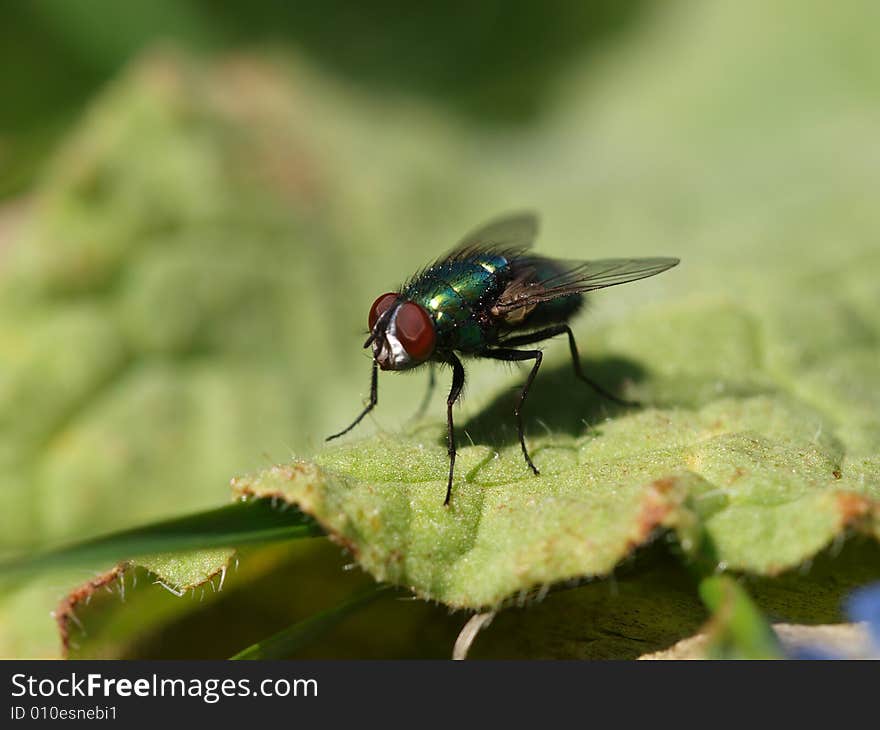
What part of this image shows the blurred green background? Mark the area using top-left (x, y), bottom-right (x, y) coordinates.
top-left (0, 0), bottom-right (878, 658)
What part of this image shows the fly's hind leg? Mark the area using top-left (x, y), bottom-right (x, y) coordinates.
top-left (501, 324), bottom-right (640, 408)
top-left (562, 326), bottom-right (640, 408)
top-left (480, 348), bottom-right (543, 475)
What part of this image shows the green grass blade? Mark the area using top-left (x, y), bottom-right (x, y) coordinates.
top-left (699, 576), bottom-right (783, 659)
top-left (0, 499), bottom-right (323, 578)
top-left (231, 585), bottom-right (390, 660)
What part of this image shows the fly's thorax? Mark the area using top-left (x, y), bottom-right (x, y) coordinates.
top-left (403, 255), bottom-right (511, 352)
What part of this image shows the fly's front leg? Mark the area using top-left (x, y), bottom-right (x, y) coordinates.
top-left (480, 348), bottom-right (543, 475)
top-left (444, 354), bottom-right (466, 505)
top-left (326, 361), bottom-right (379, 441)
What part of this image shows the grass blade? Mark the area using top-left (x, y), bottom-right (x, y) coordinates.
top-left (0, 499), bottom-right (323, 578)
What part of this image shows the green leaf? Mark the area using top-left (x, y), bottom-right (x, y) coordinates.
top-left (231, 384), bottom-right (879, 609)
top-left (231, 585), bottom-right (390, 660)
top-left (462, 545), bottom-right (707, 660)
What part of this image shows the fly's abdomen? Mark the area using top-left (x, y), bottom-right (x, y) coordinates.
top-left (404, 253), bottom-right (510, 353)
top-left (496, 257), bottom-right (584, 330)
top-left (523, 259), bottom-right (584, 326)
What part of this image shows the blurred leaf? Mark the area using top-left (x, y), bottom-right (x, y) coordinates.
top-left (60, 540), bottom-right (462, 659)
top-left (0, 51), bottom-right (339, 556)
top-left (4, 497), bottom-right (322, 657)
top-left (32, 500), bottom-right (322, 657)
top-left (231, 584), bottom-right (389, 660)
top-left (464, 538), bottom-right (880, 659)
top-left (0, 46), bottom-right (469, 657)
top-left (464, 544), bottom-right (707, 659)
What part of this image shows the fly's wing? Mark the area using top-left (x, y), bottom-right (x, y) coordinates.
top-left (404, 212), bottom-right (540, 292)
top-left (445, 211), bottom-right (539, 261)
top-left (495, 256), bottom-right (680, 314)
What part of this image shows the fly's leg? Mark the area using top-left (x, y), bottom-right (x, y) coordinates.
top-left (326, 361), bottom-right (379, 441)
top-left (501, 324), bottom-right (640, 407)
top-left (563, 327), bottom-right (640, 407)
top-left (444, 355), bottom-right (466, 505)
top-left (480, 348), bottom-right (543, 475)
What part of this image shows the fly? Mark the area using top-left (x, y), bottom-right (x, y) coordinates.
top-left (327, 213), bottom-right (679, 505)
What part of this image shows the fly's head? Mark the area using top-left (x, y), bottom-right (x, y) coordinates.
top-left (365, 293), bottom-right (435, 371)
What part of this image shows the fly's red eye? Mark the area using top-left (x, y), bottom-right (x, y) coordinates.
top-left (368, 292), bottom-right (399, 331)
top-left (395, 302), bottom-right (435, 361)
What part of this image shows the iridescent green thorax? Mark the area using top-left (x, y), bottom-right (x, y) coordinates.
top-left (403, 252), bottom-right (510, 353)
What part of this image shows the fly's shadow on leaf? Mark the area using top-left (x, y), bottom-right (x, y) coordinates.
top-left (461, 354), bottom-right (647, 448)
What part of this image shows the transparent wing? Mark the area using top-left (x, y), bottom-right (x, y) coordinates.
top-left (447, 211), bottom-right (539, 260)
top-left (496, 256), bottom-right (680, 312)
top-left (537, 257), bottom-right (680, 291)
